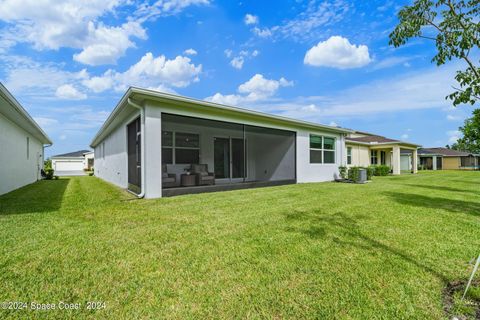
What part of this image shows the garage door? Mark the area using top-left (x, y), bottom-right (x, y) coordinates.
top-left (400, 154), bottom-right (411, 171)
top-left (54, 160), bottom-right (84, 171)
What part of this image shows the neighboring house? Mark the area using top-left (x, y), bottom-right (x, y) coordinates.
top-left (418, 147), bottom-right (480, 170)
top-left (83, 151), bottom-right (94, 170)
top-left (51, 150), bottom-right (93, 171)
top-left (345, 131), bottom-right (421, 175)
top-left (0, 83), bottom-right (52, 195)
top-left (91, 87), bottom-right (353, 198)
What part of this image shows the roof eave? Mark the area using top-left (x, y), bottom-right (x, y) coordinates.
top-left (0, 83), bottom-right (53, 145)
top-left (346, 139), bottom-right (421, 148)
top-left (91, 86), bottom-right (354, 147)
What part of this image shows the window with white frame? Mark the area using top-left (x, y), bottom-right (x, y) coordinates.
top-left (162, 131), bottom-right (200, 164)
top-left (309, 134), bottom-right (336, 164)
top-left (370, 150), bottom-right (378, 165)
top-left (347, 147), bottom-right (352, 165)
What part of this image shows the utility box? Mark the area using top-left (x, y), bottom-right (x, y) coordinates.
top-left (358, 168), bottom-right (367, 183)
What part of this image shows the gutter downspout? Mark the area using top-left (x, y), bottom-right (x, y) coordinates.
top-left (127, 98), bottom-right (146, 199)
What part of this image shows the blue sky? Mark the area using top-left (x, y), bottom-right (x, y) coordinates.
top-left (0, 0), bottom-right (472, 157)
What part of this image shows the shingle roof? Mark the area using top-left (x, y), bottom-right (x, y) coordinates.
top-left (346, 135), bottom-right (400, 144)
top-left (52, 150), bottom-right (91, 158)
top-left (418, 147), bottom-right (476, 157)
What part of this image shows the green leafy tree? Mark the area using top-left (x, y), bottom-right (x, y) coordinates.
top-left (451, 109), bottom-right (480, 152)
top-left (389, 0), bottom-right (480, 106)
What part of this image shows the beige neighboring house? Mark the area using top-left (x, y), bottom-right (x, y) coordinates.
top-left (418, 147), bottom-right (480, 170)
top-left (345, 131), bottom-right (421, 175)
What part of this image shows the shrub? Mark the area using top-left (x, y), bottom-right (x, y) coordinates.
top-left (44, 168), bottom-right (54, 180)
top-left (365, 166), bottom-right (375, 180)
top-left (375, 165), bottom-right (390, 176)
top-left (348, 166), bottom-right (361, 182)
top-left (338, 166), bottom-right (347, 179)
top-left (44, 159), bottom-right (52, 170)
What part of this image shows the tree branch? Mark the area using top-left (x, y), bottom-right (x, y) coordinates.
top-left (451, 85), bottom-right (480, 100)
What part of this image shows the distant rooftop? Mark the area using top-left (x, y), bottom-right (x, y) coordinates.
top-left (418, 147), bottom-right (478, 157)
top-left (346, 135), bottom-right (399, 144)
top-left (51, 150), bottom-right (91, 158)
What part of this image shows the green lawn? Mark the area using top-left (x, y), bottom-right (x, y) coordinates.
top-left (0, 171), bottom-right (479, 319)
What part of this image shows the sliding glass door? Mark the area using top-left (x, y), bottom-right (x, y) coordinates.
top-left (214, 137), bottom-right (245, 181)
top-left (214, 137), bottom-right (230, 179)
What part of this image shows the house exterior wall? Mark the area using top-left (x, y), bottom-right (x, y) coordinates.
top-left (443, 157), bottom-right (460, 170)
top-left (0, 112), bottom-right (44, 195)
top-left (84, 153), bottom-right (94, 170)
top-left (346, 144), bottom-right (370, 167)
top-left (52, 158), bottom-right (84, 171)
top-left (94, 111), bottom-right (140, 189)
top-left (93, 99), bottom-right (347, 198)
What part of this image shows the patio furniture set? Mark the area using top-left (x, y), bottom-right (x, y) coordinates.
top-left (162, 164), bottom-right (215, 188)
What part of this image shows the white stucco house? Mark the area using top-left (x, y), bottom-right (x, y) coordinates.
top-left (51, 150), bottom-right (94, 172)
top-left (91, 87), bottom-right (353, 198)
top-left (0, 83), bottom-right (52, 195)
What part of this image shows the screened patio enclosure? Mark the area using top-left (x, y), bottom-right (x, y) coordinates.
top-left (161, 114), bottom-right (296, 195)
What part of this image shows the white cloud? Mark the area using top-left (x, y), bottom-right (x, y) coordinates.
top-left (184, 48), bottom-right (197, 55)
top-left (244, 14), bottom-right (259, 25)
top-left (230, 56), bottom-right (244, 69)
top-left (250, 1), bottom-right (350, 42)
top-left (0, 0), bottom-right (146, 65)
top-left (55, 84), bottom-right (87, 100)
top-left (82, 76), bottom-right (114, 93)
top-left (206, 74), bottom-right (293, 106)
top-left (1, 56), bottom-right (89, 97)
top-left (304, 36), bottom-right (371, 69)
top-left (59, 134), bottom-right (67, 141)
top-left (227, 50), bottom-right (260, 69)
top-left (0, 1), bottom-right (206, 65)
top-left (446, 114), bottom-right (462, 121)
top-left (238, 74), bottom-right (293, 100)
top-left (302, 104), bottom-right (318, 112)
top-left (252, 27), bottom-right (272, 38)
top-left (135, 0), bottom-right (210, 21)
top-left (34, 117), bottom-right (59, 128)
top-left (447, 130), bottom-right (461, 143)
top-left (73, 21), bottom-right (147, 66)
top-left (245, 64), bottom-right (464, 123)
top-left (372, 56), bottom-right (415, 71)
top-left (329, 121), bottom-right (338, 127)
top-left (400, 134), bottom-right (409, 140)
top-left (83, 52), bottom-right (202, 92)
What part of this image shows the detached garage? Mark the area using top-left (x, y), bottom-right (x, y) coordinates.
top-left (51, 150), bottom-right (91, 172)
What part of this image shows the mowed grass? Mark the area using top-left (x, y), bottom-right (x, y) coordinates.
top-left (0, 171), bottom-right (479, 319)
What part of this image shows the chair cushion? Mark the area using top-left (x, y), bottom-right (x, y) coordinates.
top-left (192, 164), bottom-right (207, 173)
top-left (163, 177), bottom-right (175, 183)
top-left (162, 172), bottom-right (169, 178)
top-left (201, 175), bottom-right (215, 181)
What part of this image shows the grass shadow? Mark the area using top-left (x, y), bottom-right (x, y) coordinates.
top-left (383, 191), bottom-right (480, 217)
top-left (0, 179), bottom-right (70, 215)
top-left (404, 184), bottom-right (480, 195)
top-left (283, 210), bottom-right (448, 282)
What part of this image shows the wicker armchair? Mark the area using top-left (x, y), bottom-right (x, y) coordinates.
top-left (190, 164), bottom-right (215, 186)
top-left (162, 164), bottom-right (176, 188)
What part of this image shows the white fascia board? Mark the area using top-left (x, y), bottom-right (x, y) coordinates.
top-left (90, 86), bottom-right (354, 147)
